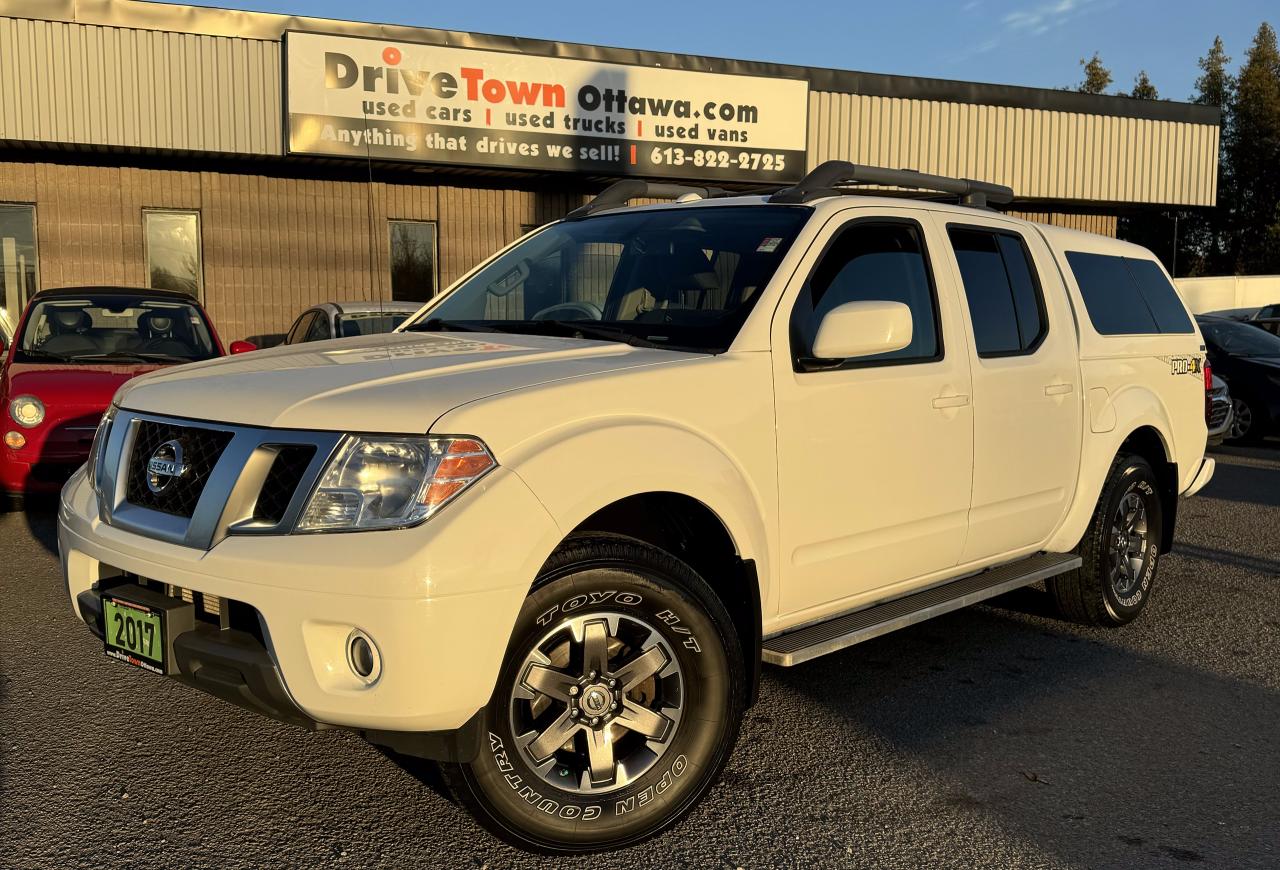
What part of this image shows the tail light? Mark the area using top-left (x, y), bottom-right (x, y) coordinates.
top-left (1203, 360), bottom-right (1213, 424)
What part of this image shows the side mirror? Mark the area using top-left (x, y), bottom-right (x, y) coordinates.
top-left (229, 340), bottom-right (257, 355)
top-left (812, 300), bottom-right (914, 360)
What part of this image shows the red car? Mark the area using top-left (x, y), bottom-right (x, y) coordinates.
top-left (1, 286), bottom-right (252, 503)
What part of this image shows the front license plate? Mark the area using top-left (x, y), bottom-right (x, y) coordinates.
top-left (103, 596), bottom-right (166, 675)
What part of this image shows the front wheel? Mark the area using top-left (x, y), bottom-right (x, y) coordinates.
top-left (443, 534), bottom-right (745, 853)
top-left (1048, 453), bottom-right (1164, 626)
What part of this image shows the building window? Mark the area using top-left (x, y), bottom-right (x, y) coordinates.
top-left (144, 210), bottom-right (203, 298)
top-left (389, 220), bottom-right (438, 303)
top-left (0, 204), bottom-right (38, 330)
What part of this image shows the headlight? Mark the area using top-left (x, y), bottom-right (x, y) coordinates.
top-left (9, 395), bottom-right (45, 428)
top-left (86, 405), bottom-right (117, 491)
top-left (297, 435), bottom-right (495, 532)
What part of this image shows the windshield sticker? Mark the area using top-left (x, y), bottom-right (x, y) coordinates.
top-left (756, 237), bottom-right (783, 253)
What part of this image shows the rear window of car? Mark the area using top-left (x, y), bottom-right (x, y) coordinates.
top-left (1065, 252), bottom-right (1194, 336)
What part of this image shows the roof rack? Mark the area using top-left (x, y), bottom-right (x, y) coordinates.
top-left (566, 179), bottom-right (729, 220)
top-left (769, 161), bottom-right (1013, 208)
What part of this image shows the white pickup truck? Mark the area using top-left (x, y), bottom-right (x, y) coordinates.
top-left (59, 162), bottom-right (1214, 853)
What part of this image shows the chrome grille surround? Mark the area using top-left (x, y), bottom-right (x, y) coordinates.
top-left (95, 409), bottom-right (344, 550)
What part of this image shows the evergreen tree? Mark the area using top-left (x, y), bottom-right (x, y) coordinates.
top-left (1226, 22), bottom-right (1280, 273)
top-left (1130, 71), bottom-right (1159, 100)
top-left (1186, 36), bottom-right (1236, 275)
top-left (1077, 53), bottom-right (1113, 94)
top-left (1195, 36), bottom-right (1234, 108)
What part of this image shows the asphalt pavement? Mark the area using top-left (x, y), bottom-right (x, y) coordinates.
top-left (1, 443), bottom-right (1277, 869)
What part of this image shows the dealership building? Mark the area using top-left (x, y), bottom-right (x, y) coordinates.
top-left (0, 0), bottom-right (1221, 344)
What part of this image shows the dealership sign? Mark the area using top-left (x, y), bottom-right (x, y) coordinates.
top-left (284, 32), bottom-right (809, 182)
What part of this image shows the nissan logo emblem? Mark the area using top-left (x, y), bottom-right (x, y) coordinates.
top-left (145, 439), bottom-right (189, 494)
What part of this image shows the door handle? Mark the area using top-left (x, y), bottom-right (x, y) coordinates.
top-left (1044, 383), bottom-right (1074, 397)
top-left (931, 394), bottom-right (970, 409)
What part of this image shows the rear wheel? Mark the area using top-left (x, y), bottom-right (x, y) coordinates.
top-left (1049, 453), bottom-right (1163, 626)
top-left (1227, 396), bottom-right (1260, 442)
top-left (443, 534), bottom-right (745, 853)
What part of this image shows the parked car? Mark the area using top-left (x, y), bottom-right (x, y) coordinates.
top-left (1, 286), bottom-right (245, 502)
top-left (1197, 314), bottom-right (1280, 442)
top-left (1242, 303), bottom-right (1280, 337)
top-left (60, 163), bottom-right (1213, 853)
top-left (1207, 373), bottom-right (1234, 446)
top-left (282, 301), bottom-right (421, 345)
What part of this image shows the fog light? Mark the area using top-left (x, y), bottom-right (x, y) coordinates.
top-left (346, 629), bottom-right (380, 683)
top-left (4, 431), bottom-right (25, 450)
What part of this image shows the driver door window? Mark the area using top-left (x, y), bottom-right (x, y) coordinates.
top-left (304, 312), bottom-right (332, 342)
top-left (286, 312), bottom-right (316, 344)
top-left (791, 222), bottom-right (941, 367)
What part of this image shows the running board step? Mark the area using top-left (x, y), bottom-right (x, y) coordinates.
top-left (762, 552), bottom-right (1081, 666)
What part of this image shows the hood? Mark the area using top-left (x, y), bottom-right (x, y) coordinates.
top-left (115, 331), bottom-right (696, 432)
top-left (5, 362), bottom-right (163, 412)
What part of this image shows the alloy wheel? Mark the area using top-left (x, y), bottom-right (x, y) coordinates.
top-left (1229, 398), bottom-right (1252, 440)
top-left (509, 612), bottom-right (684, 795)
top-left (1109, 491), bottom-right (1150, 597)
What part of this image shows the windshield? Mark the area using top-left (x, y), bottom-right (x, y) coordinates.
top-left (336, 312), bottom-right (413, 338)
top-left (17, 295), bottom-right (218, 363)
top-left (1200, 319), bottom-right (1280, 357)
top-left (406, 205), bottom-right (810, 353)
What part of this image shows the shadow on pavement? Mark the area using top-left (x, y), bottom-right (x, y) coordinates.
top-left (20, 501), bottom-right (59, 556)
top-left (1199, 455), bottom-right (1280, 509)
top-left (764, 605), bottom-right (1278, 867)
top-left (1172, 542), bottom-right (1280, 577)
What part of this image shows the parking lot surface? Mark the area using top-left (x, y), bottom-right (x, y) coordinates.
top-left (1, 444), bottom-right (1277, 869)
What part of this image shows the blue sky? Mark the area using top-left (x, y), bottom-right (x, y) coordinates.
top-left (179, 0), bottom-right (1273, 103)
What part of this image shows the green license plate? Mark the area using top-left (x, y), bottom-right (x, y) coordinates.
top-left (103, 596), bottom-right (165, 675)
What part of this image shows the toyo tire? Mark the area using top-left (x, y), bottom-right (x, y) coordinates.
top-left (442, 533), bottom-right (746, 853)
top-left (1048, 453), bottom-right (1164, 626)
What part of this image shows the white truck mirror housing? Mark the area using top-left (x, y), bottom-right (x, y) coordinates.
top-left (812, 300), bottom-right (914, 360)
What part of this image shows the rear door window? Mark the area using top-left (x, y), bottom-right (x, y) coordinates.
top-left (948, 228), bottom-right (1047, 357)
top-left (1065, 252), bottom-right (1193, 335)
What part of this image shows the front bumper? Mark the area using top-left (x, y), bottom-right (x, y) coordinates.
top-left (2, 451), bottom-right (87, 496)
top-left (75, 582), bottom-right (485, 759)
top-left (59, 463), bottom-right (562, 747)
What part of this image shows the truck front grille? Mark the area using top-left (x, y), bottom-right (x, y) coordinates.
top-left (125, 420), bottom-right (234, 517)
top-left (252, 445), bottom-right (317, 524)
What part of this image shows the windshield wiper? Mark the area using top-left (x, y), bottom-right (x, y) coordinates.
top-left (18, 348), bottom-right (76, 363)
top-left (404, 318), bottom-right (489, 333)
top-left (528, 320), bottom-right (683, 351)
top-left (77, 351), bottom-right (192, 364)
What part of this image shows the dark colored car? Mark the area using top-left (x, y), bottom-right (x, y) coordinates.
top-left (282, 301), bottom-right (422, 345)
top-left (1197, 314), bottom-right (1280, 442)
top-left (1, 287), bottom-right (242, 500)
top-left (1243, 303), bottom-right (1280, 337)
